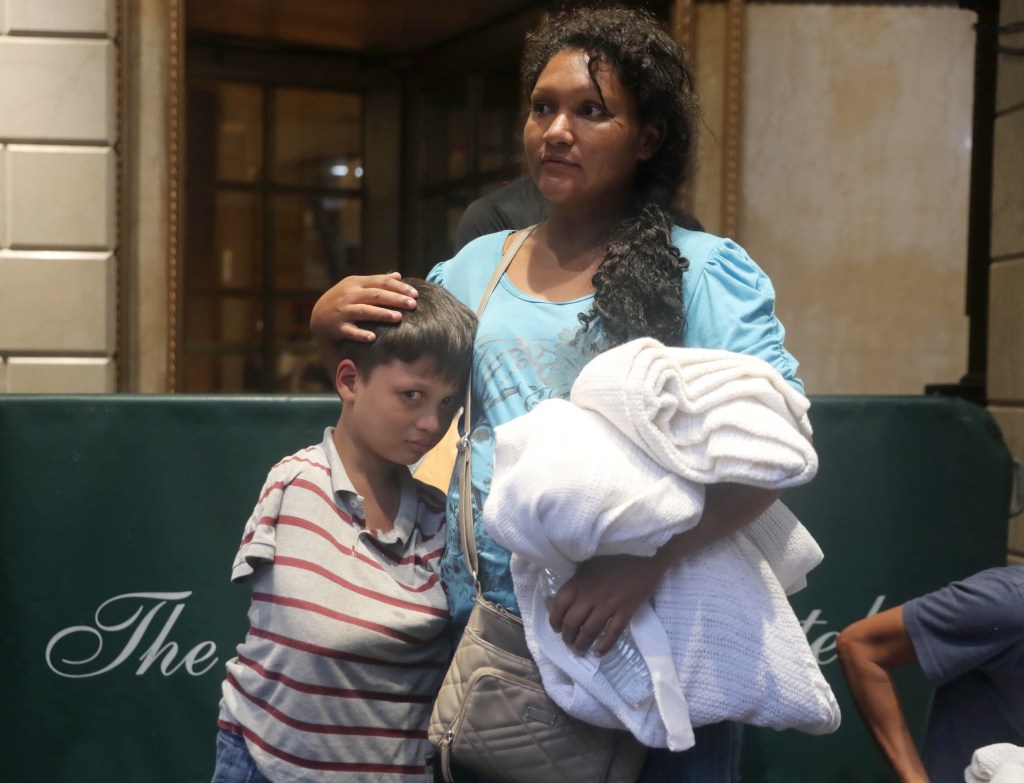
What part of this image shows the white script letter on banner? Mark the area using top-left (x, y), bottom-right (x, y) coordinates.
top-left (45, 591), bottom-right (219, 678)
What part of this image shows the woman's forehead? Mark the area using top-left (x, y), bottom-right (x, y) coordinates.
top-left (534, 49), bottom-right (624, 96)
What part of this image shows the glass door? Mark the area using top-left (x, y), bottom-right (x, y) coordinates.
top-left (183, 79), bottom-right (364, 392)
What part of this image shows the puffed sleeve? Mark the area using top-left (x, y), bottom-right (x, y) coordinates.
top-left (683, 237), bottom-right (804, 394)
top-left (426, 260), bottom-right (446, 286)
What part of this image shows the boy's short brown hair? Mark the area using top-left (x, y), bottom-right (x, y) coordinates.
top-left (324, 279), bottom-right (477, 389)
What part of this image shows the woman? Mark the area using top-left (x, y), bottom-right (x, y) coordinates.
top-left (312, 6), bottom-right (803, 780)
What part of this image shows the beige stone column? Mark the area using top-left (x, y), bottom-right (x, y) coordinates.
top-left (120, 0), bottom-right (182, 392)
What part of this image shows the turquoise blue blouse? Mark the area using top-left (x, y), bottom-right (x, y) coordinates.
top-left (428, 227), bottom-right (803, 630)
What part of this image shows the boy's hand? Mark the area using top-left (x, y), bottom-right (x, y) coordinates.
top-left (548, 554), bottom-right (668, 656)
top-left (310, 272), bottom-right (419, 343)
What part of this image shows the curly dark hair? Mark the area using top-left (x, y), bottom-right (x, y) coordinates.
top-left (521, 4), bottom-right (699, 348)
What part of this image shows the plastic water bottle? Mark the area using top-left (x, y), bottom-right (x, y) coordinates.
top-left (543, 569), bottom-right (654, 708)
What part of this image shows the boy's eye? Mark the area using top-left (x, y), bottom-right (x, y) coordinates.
top-left (402, 390), bottom-right (423, 401)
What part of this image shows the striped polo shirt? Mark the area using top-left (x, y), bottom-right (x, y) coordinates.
top-left (217, 427), bottom-right (450, 783)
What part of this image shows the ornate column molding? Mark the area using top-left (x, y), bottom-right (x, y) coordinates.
top-left (670, 0), bottom-right (695, 54)
top-left (165, 0), bottom-right (184, 392)
top-left (721, 0), bottom-right (745, 239)
top-left (670, 0), bottom-right (696, 216)
top-left (115, 0), bottom-right (127, 390)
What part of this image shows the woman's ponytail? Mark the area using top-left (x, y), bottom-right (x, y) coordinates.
top-left (582, 201), bottom-right (686, 348)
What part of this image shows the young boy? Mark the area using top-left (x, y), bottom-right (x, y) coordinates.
top-left (212, 279), bottom-right (477, 783)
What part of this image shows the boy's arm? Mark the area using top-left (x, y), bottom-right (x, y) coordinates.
top-left (836, 606), bottom-right (930, 783)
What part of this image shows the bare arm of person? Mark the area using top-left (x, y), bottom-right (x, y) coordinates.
top-left (548, 482), bottom-right (780, 655)
top-left (836, 607), bottom-right (929, 783)
top-left (309, 272), bottom-right (419, 344)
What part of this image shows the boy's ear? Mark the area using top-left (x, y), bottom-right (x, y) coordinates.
top-left (336, 359), bottom-right (359, 401)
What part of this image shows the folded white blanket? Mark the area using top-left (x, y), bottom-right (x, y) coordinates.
top-left (483, 399), bottom-right (705, 576)
top-left (506, 531), bottom-right (840, 750)
top-left (738, 500), bottom-right (822, 596)
top-left (484, 343), bottom-right (840, 749)
top-left (484, 398), bottom-right (822, 587)
top-left (570, 338), bottom-right (817, 488)
top-left (966, 744), bottom-right (1024, 783)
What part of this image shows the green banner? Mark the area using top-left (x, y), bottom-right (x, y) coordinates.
top-left (0, 395), bottom-right (1012, 782)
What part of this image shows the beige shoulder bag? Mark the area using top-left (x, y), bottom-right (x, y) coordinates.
top-left (428, 227), bottom-right (647, 783)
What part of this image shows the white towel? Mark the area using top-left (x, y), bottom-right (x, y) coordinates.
top-left (738, 499), bottom-right (823, 596)
top-left (483, 399), bottom-right (704, 576)
top-left (483, 398), bottom-right (823, 590)
top-left (966, 744), bottom-right (1024, 783)
top-left (505, 531), bottom-right (840, 750)
top-left (570, 339), bottom-right (817, 488)
top-left (484, 344), bottom-right (839, 749)
top-left (992, 765), bottom-right (1024, 783)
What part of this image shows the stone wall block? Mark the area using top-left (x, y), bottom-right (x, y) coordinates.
top-left (992, 109), bottom-right (1024, 259)
top-left (7, 145), bottom-right (115, 250)
top-left (4, 0), bottom-right (113, 36)
top-left (0, 38), bottom-right (115, 143)
top-left (989, 259), bottom-right (1024, 402)
top-left (7, 357), bottom-right (115, 392)
top-left (999, 0), bottom-right (1024, 113)
top-left (0, 252), bottom-right (115, 352)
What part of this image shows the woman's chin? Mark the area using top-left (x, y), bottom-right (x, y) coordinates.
top-left (536, 182), bottom-right (576, 206)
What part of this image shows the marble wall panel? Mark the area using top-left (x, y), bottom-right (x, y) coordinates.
top-left (0, 252), bottom-right (114, 352)
top-left (992, 109), bottom-right (1024, 259)
top-left (4, 0), bottom-right (113, 36)
top-left (989, 258), bottom-right (1024, 402)
top-left (0, 38), bottom-right (115, 143)
top-left (6, 357), bottom-right (115, 392)
top-left (739, 5), bottom-right (975, 394)
top-left (6, 145), bottom-right (115, 249)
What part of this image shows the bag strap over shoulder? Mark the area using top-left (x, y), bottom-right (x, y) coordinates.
top-left (458, 225), bottom-right (537, 593)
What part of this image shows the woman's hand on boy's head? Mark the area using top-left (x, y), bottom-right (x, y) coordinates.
top-left (548, 554), bottom-right (666, 656)
top-left (310, 272), bottom-right (419, 343)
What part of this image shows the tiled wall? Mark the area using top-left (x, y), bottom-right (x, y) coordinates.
top-left (989, 0), bottom-right (1024, 564)
top-left (693, 4), bottom-right (976, 396)
top-left (0, 0), bottom-right (118, 392)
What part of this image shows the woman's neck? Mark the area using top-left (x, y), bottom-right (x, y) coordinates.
top-left (542, 200), bottom-right (625, 262)
top-left (506, 217), bottom-right (608, 301)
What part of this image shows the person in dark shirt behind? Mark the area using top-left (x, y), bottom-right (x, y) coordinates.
top-left (837, 565), bottom-right (1024, 783)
